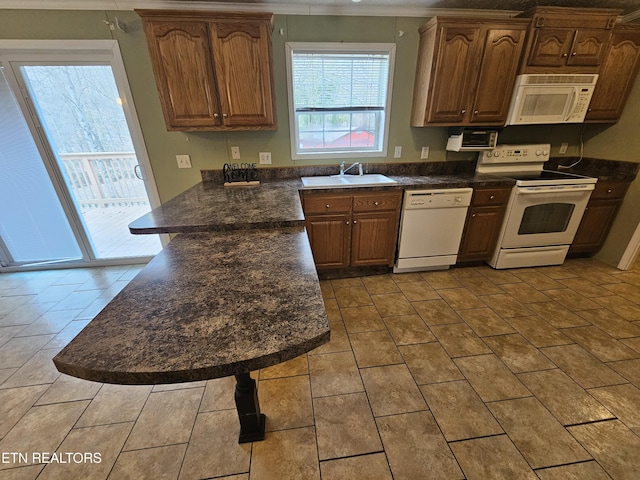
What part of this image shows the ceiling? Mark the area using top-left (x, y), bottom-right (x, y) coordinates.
top-left (0, 0), bottom-right (639, 22)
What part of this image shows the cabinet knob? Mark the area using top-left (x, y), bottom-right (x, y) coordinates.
top-left (223, 113), bottom-right (228, 118)
top-left (346, 221), bottom-right (350, 225)
top-left (374, 201), bottom-right (379, 206)
top-left (472, 213), bottom-right (476, 218)
top-left (474, 110), bottom-right (478, 114)
top-left (562, 53), bottom-right (568, 57)
top-left (607, 189), bottom-right (612, 193)
top-left (353, 220), bottom-right (357, 224)
top-left (325, 204), bottom-right (330, 208)
top-left (214, 113), bottom-right (219, 118)
top-left (461, 109), bottom-right (466, 114)
top-left (572, 52), bottom-right (577, 56)
top-left (490, 195), bottom-right (494, 200)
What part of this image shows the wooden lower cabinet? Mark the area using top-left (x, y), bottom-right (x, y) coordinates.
top-left (302, 191), bottom-right (401, 269)
top-left (457, 187), bottom-right (511, 263)
top-left (569, 180), bottom-right (631, 255)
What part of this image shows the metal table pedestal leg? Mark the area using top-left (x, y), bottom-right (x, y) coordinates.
top-left (234, 372), bottom-right (266, 443)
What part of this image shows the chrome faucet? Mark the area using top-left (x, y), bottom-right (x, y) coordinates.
top-left (339, 161), bottom-right (363, 176)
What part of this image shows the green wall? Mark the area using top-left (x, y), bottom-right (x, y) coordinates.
top-left (1, 8), bottom-right (639, 266)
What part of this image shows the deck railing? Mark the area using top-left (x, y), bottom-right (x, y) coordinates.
top-left (59, 152), bottom-right (149, 208)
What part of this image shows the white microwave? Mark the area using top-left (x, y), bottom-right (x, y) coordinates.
top-left (506, 74), bottom-right (598, 125)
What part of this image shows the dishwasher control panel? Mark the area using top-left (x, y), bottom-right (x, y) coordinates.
top-left (404, 188), bottom-right (473, 209)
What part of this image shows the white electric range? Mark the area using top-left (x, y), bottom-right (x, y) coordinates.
top-left (477, 144), bottom-right (597, 269)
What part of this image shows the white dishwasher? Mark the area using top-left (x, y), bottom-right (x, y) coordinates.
top-left (394, 188), bottom-right (473, 273)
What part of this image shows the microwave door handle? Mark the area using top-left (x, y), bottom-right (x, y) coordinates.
top-left (564, 88), bottom-right (578, 121)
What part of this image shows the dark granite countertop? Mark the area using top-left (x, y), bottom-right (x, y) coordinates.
top-left (53, 228), bottom-right (329, 385)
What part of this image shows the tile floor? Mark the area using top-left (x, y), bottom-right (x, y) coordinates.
top-left (2, 258), bottom-right (640, 479)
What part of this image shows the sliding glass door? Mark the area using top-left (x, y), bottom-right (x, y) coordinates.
top-left (0, 41), bottom-right (163, 270)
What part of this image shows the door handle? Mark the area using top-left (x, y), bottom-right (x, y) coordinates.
top-left (134, 164), bottom-right (143, 180)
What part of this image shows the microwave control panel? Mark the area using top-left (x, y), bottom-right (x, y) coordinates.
top-left (479, 144), bottom-right (550, 164)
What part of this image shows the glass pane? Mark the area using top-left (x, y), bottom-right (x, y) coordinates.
top-left (297, 111), bottom-right (379, 151)
top-left (521, 93), bottom-right (568, 117)
top-left (519, 203), bottom-right (575, 235)
top-left (0, 67), bottom-right (82, 265)
top-left (20, 65), bottom-right (162, 259)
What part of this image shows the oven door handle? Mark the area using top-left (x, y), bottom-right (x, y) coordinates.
top-left (517, 184), bottom-right (595, 194)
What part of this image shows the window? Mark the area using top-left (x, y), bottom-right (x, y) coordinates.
top-left (286, 42), bottom-right (395, 160)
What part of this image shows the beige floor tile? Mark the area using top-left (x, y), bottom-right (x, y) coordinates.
top-left (421, 380), bottom-right (503, 441)
top-left (391, 272), bottom-right (425, 283)
top-left (505, 315), bottom-right (571, 347)
top-left (76, 384), bottom-right (152, 427)
top-left (513, 270), bottom-right (566, 289)
top-left (178, 410), bottom-right (250, 479)
top-left (527, 301), bottom-right (590, 328)
top-left (578, 308), bottom-right (640, 338)
top-left (481, 294), bottom-right (534, 318)
top-left (438, 288), bottom-right (486, 310)
top-left (430, 323), bottom-right (491, 358)
top-left (152, 381), bottom-right (206, 392)
top-left (13, 309), bottom-right (76, 337)
top-left (412, 299), bottom-right (462, 325)
top-left (0, 385), bottom-right (48, 438)
top-left (595, 295), bottom-right (640, 321)
top-left (483, 334), bottom-right (556, 373)
top-left (0, 349), bottom-right (61, 389)
top-left (323, 298), bottom-right (341, 321)
top-left (603, 281), bottom-right (640, 304)
top-left (0, 368), bottom-right (18, 385)
top-left (458, 308), bottom-right (516, 337)
top-left (38, 422), bottom-right (133, 480)
top-left (349, 330), bottom-right (402, 368)
top-left (478, 267), bottom-right (521, 285)
top-left (35, 374), bottom-right (101, 405)
top-left (340, 305), bottom-right (385, 333)
top-left (44, 320), bottom-right (90, 350)
top-left (371, 293), bottom-right (415, 317)
top-left (518, 369), bottom-right (613, 425)
top-left (0, 465), bottom-right (44, 480)
top-left (259, 354), bottom-right (308, 379)
top-left (250, 427), bottom-right (320, 480)
top-left (544, 289), bottom-right (600, 311)
top-left (498, 282), bottom-right (552, 304)
top-left (535, 461), bottom-right (613, 480)
top-left (382, 314), bottom-right (435, 345)
top-left (200, 376), bottom-right (236, 412)
top-left (0, 325), bottom-right (25, 346)
top-left (314, 392), bottom-right (382, 461)
top-left (542, 344), bottom-right (628, 388)
top-left (458, 276), bottom-right (504, 295)
top-left (399, 342), bottom-right (464, 384)
top-left (360, 364), bottom-right (427, 417)
top-left (563, 326), bottom-right (639, 362)
top-left (450, 435), bottom-right (538, 480)
top-left (377, 411), bottom-right (464, 480)
top-left (559, 277), bottom-right (617, 298)
top-left (0, 401), bottom-right (89, 470)
top-left (309, 321), bottom-right (350, 355)
top-left (455, 354), bottom-right (531, 402)
top-left (609, 358), bottom-right (640, 387)
top-left (589, 383), bottom-right (640, 433)
top-left (0, 335), bottom-right (55, 369)
top-left (362, 275), bottom-right (400, 295)
top-left (568, 420), bottom-right (640, 480)
top-left (123, 388), bottom-right (203, 451)
top-left (259, 375), bottom-right (313, 431)
top-left (622, 336), bottom-right (640, 354)
top-left (488, 397), bottom-right (591, 469)
top-left (419, 270), bottom-right (463, 288)
top-left (320, 452), bottom-right (392, 480)
top-left (396, 281), bottom-right (439, 301)
top-left (334, 286), bottom-right (372, 308)
top-left (309, 351), bottom-right (363, 398)
top-left (109, 444), bottom-right (187, 480)
top-left (330, 277), bottom-right (363, 289)
top-left (319, 280), bottom-right (334, 299)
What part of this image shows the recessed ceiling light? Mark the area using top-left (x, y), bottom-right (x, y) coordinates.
top-left (352, 0), bottom-right (362, 3)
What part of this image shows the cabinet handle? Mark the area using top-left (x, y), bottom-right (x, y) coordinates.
top-left (374, 201), bottom-right (379, 206)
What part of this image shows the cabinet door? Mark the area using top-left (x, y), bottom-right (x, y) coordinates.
top-left (569, 200), bottom-right (620, 254)
top-left (586, 29), bottom-right (640, 122)
top-left (458, 206), bottom-right (504, 262)
top-left (427, 26), bottom-right (481, 124)
top-left (471, 27), bottom-right (527, 124)
top-left (209, 20), bottom-right (276, 128)
top-left (351, 211), bottom-right (398, 267)
top-left (143, 21), bottom-right (221, 129)
top-left (305, 214), bottom-right (351, 268)
top-left (567, 29), bottom-right (610, 66)
top-left (527, 28), bottom-right (574, 67)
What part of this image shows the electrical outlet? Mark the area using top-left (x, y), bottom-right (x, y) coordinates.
top-left (559, 143), bottom-right (569, 154)
top-left (259, 152), bottom-right (272, 165)
top-left (421, 146), bottom-right (430, 159)
top-left (231, 146), bottom-right (241, 160)
top-left (176, 154), bottom-right (192, 169)
top-left (394, 146), bottom-right (402, 158)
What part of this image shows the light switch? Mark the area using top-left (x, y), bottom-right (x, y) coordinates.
top-left (231, 146), bottom-right (241, 160)
top-left (176, 154), bottom-right (192, 169)
top-left (394, 146), bottom-right (402, 158)
top-left (259, 152), bottom-right (272, 164)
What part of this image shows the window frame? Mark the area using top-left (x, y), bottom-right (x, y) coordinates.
top-left (285, 42), bottom-right (396, 161)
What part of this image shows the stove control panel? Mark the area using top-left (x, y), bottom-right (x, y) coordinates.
top-left (480, 144), bottom-right (550, 164)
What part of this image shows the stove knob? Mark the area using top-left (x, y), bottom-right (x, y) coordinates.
top-left (543, 150), bottom-right (549, 156)
top-left (535, 150), bottom-right (542, 156)
top-left (493, 151), bottom-right (500, 157)
top-left (486, 151), bottom-right (492, 158)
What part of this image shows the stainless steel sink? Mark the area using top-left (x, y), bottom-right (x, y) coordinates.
top-left (301, 174), bottom-right (397, 188)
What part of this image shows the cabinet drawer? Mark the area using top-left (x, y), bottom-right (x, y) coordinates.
top-left (353, 192), bottom-right (401, 212)
top-left (303, 195), bottom-right (352, 214)
top-left (590, 180), bottom-right (630, 200)
top-left (472, 187), bottom-right (511, 206)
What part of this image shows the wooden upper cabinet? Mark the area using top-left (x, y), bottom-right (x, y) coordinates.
top-left (137, 10), bottom-right (276, 131)
top-left (411, 18), bottom-right (529, 127)
top-left (518, 7), bottom-right (619, 74)
top-left (585, 24), bottom-right (640, 123)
